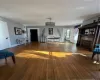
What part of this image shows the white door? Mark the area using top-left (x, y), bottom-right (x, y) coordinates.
top-left (0, 21), bottom-right (11, 50)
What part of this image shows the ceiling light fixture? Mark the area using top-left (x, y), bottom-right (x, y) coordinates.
top-left (76, 7), bottom-right (85, 10)
top-left (47, 17), bottom-right (52, 22)
top-left (45, 17), bottom-right (55, 26)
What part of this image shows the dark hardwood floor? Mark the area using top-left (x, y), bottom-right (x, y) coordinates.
top-left (0, 42), bottom-right (100, 80)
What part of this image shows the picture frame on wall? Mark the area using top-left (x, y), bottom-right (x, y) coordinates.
top-left (14, 27), bottom-right (22, 35)
top-left (48, 28), bottom-right (53, 35)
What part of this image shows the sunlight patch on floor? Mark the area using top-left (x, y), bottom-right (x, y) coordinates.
top-left (32, 50), bottom-right (49, 55)
top-left (16, 52), bottom-right (49, 59)
top-left (79, 53), bottom-right (87, 57)
top-left (52, 52), bottom-right (72, 57)
top-left (23, 50), bottom-right (49, 55)
top-left (17, 50), bottom-right (73, 58)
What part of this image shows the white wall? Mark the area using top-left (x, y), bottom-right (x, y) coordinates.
top-left (44, 27), bottom-right (60, 37)
top-left (0, 17), bottom-right (25, 47)
top-left (70, 28), bottom-right (79, 43)
top-left (26, 26), bottom-right (75, 43)
top-left (26, 27), bottom-right (63, 42)
top-left (62, 28), bottom-right (79, 43)
top-left (45, 27), bottom-right (63, 42)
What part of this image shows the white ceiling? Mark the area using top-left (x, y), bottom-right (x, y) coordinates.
top-left (0, 0), bottom-right (99, 26)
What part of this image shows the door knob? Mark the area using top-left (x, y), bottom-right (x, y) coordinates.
top-left (6, 37), bottom-right (8, 39)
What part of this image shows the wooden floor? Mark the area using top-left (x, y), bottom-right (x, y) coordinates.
top-left (0, 42), bottom-right (100, 80)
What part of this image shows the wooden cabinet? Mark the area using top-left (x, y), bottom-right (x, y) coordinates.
top-left (77, 22), bottom-right (100, 51)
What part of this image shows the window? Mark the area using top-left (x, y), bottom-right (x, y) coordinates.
top-left (66, 29), bottom-right (70, 39)
top-left (48, 28), bottom-right (53, 35)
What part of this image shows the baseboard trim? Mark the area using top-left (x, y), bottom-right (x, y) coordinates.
top-left (11, 44), bottom-right (19, 48)
top-left (11, 43), bottom-right (24, 48)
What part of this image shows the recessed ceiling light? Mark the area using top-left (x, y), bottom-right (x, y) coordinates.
top-left (76, 7), bottom-right (85, 10)
top-left (84, 0), bottom-right (94, 2)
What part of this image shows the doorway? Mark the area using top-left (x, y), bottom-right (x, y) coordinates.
top-left (63, 29), bottom-right (71, 41)
top-left (30, 29), bottom-right (38, 42)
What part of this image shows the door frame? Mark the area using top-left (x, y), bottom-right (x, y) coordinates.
top-left (27, 28), bottom-right (40, 42)
top-left (62, 28), bottom-right (71, 42)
